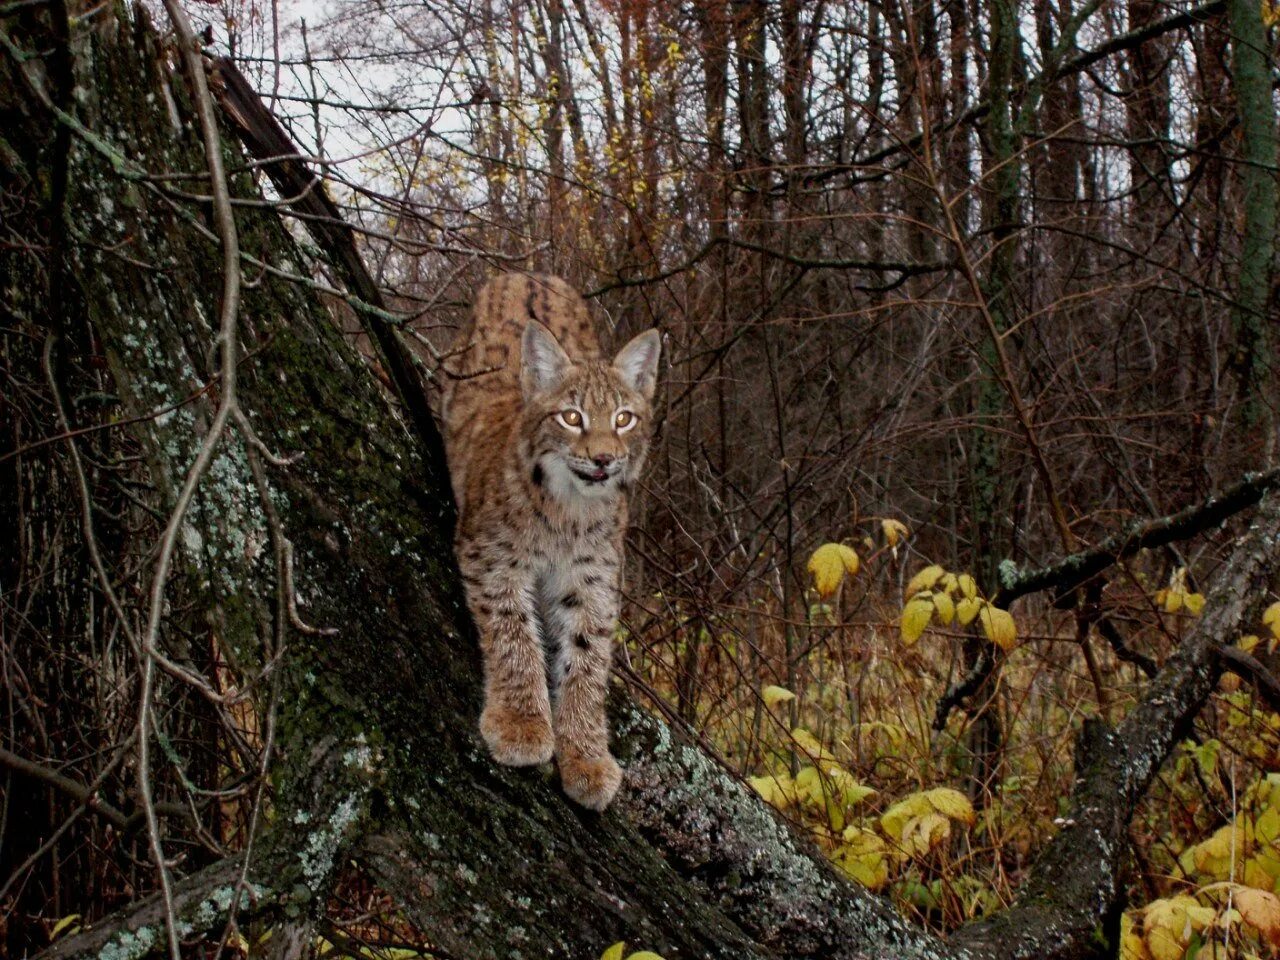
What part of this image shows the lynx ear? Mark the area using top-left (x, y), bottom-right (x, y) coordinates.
top-left (612, 328), bottom-right (661, 399)
top-left (521, 320), bottom-right (572, 398)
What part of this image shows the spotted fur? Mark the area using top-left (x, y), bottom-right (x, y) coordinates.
top-left (442, 273), bottom-right (660, 811)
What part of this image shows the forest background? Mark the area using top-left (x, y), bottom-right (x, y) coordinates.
top-left (3, 0), bottom-right (1280, 957)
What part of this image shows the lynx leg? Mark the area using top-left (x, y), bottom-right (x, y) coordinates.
top-left (461, 554), bottom-right (554, 767)
top-left (546, 563), bottom-right (622, 810)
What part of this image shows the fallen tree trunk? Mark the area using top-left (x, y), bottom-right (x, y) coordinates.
top-left (3, 7), bottom-right (1277, 960)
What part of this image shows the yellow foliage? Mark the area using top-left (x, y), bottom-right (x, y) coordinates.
top-left (795, 764), bottom-right (875, 813)
top-left (1157, 568), bottom-right (1205, 617)
top-left (834, 827), bottom-right (890, 890)
top-left (922, 787), bottom-right (978, 826)
top-left (881, 518), bottom-right (910, 547)
top-left (1190, 822), bottom-right (1256, 879)
top-left (957, 573), bottom-right (979, 600)
top-left (826, 765), bottom-right (877, 807)
top-left (881, 787), bottom-right (976, 857)
top-left (956, 597), bottom-right (984, 626)
top-left (881, 792), bottom-right (934, 840)
top-left (901, 596), bottom-right (934, 645)
top-left (901, 811), bottom-right (951, 856)
top-left (749, 772), bottom-right (796, 809)
top-left (1156, 588), bottom-right (1183, 614)
top-left (791, 727), bottom-right (839, 766)
top-left (905, 564), bottom-right (946, 597)
top-left (933, 591), bottom-right (956, 626)
top-left (1235, 887), bottom-right (1280, 947)
top-left (979, 606), bottom-right (1018, 651)
top-left (795, 765), bottom-right (827, 807)
top-left (600, 947), bottom-right (667, 960)
top-left (1142, 896), bottom-right (1216, 960)
top-left (1257, 803), bottom-right (1280, 846)
top-left (1120, 914), bottom-right (1151, 960)
top-left (1263, 601), bottom-right (1280, 640)
top-left (762, 685), bottom-right (796, 710)
top-left (50, 915), bottom-right (81, 941)
top-left (808, 543), bottom-right (861, 598)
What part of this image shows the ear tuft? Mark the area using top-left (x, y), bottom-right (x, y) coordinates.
top-left (612, 328), bottom-right (661, 399)
top-left (521, 321), bottom-right (572, 398)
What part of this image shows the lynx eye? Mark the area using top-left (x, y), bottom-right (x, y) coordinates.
top-left (558, 409), bottom-right (584, 429)
top-left (614, 410), bottom-right (635, 431)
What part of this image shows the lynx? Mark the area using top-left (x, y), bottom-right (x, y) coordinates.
top-left (442, 273), bottom-right (661, 810)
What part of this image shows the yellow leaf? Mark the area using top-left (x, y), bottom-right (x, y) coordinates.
top-left (939, 573), bottom-right (958, 594)
top-left (795, 765), bottom-right (826, 807)
top-left (933, 591), bottom-right (956, 626)
top-left (979, 606), bottom-right (1018, 651)
top-left (1236, 887), bottom-right (1280, 946)
top-left (924, 786), bottom-right (977, 825)
top-left (1184, 593), bottom-right (1205, 615)
top-left (957, 573), bottom-right (978, 599)
top-left (956, 597), bottom-right (983, 626)
top-left (1243, 855), bottom-right (1277, 891)
top-left (905, 564), bottom-right (946, 597)
top-left (1193, 822), bottom-right (1256, 879)
top-left (880, 791), bottom-right (936, 840)
top-left (627, 953), bottom-right (667, 960)
top-left (1264, 0), bottom-right (1280, 28)
top-left (748, 774), bottom-right (795, 809)
top-left (50, 915), bottom-right (81, 940)
top-left (826, 765), bottom-right (877, 806)
top-left (791, 727), bottom-right (838, 765)
top-left (601, 944), bottom-right (627, 960)
top-left (808, 543), bottom-right (861, 598)
top-left (834, 827), bottom-right (890, 890)
top-left (901, 597), bottom-right (934, 644)
top-left (1240, 634), bottom-right (1261, 654)
top-left (901, 811), bottom-right (951, 855)
top-left (881, 518), bottom-right (909, 546)
top-left (1263, 601), bottom-right (1280, 640)
top-left (1158, 588), bottom-right (1184, 614)
top-left (1143, 896), bottom-right (1202, 960)
top-left (762, 685), bottom-right (796, 710)
top-left (1257, 803), bottom-right (1280, 845)
top-left (1120, 914), bottom-right (1151, 960)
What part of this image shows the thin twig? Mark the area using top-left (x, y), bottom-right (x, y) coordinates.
top-left (142, 3), bottom-right (245, 954)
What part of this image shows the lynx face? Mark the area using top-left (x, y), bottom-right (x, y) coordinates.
top-left (521, 322), bottom-right (660, 505)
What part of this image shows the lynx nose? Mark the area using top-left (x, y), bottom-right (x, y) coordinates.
top-left (592, 453), bottom-right (615, 468)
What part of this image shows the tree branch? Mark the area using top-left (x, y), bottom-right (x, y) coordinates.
top-left (995, 467), bottom-right (1280, 605)
top-left (1217, 644), bottom-right (1280, 713)
top-left (41, 859), bottom-right (273, 960)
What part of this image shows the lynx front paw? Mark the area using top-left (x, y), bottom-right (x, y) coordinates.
top-left (558, 752), bottom-right (623, 811)
top-left (480, 705), bottom-right (554, 767)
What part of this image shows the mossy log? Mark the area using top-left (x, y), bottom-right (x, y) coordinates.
top-left (2, 7), bottom-right (1277, 960)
